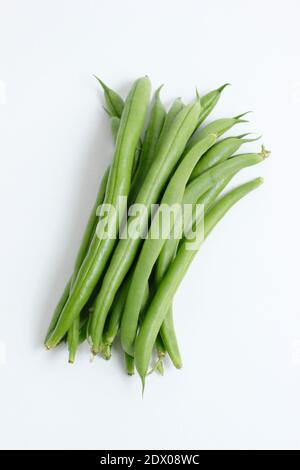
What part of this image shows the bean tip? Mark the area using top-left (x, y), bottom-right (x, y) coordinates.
top-left (89, 351), bottom-right (96, 362)
top-left (218, 83), bottom-right (231, 93)
top-left (102, 106), bottom-right (113, 117)
top-left (155, 84), bottom-right (164, 97)
top-left (260, 145), bottom-right (271, 159)
top-left (93, 75), bottom-right (107, 90)
top-left (242, 133), bottom-right (262, 143)
top-left (234, 111), bottom-right (252, 120)
top-left (141, 377), bottom-right (146, 397)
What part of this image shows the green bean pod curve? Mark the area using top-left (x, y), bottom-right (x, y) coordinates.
top-left (196, 83), bottom-right (230, 128)
top-left (190, 134), bottom-right (258, 180)
top-left (90, 98), bottom-right (202, 354)
top-left (48, 81), bottom-right (125, 354)
top-left (66, 166), bottom-right (112, 362)
top-left (156, 174), bottom-right (236, 369)
top-left (45, 166), bottom-right (110, 346)
top-left (125, 353), bottom-right (135, 376)
top-left (120, 134), bottom-right (217, 356)
top-left (135, 177), bottom-right (264, 386)
top-left (46, 77), bottom-right (151, 349)
top-left (121, 150), bottom-right (263, 356)
top-left (129, 86), bottom-right (166, 203)
top-left (102, 269), bottom-right (149, 352)
top-left (156, 133), bottom-right (252, 364)
top-left (158, 149), bottom-right (267, 280)
top-left (155, 133), bottom-right (251, 366)
top-left (186, 113), bottom-right (248, 153)
top-left (155, 98), bottom-right (184, 152)
top-left (94, 77), bottom-right (124, 118)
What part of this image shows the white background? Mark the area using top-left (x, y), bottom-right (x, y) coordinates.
top-left (0, 0), bottom-right (299, 450)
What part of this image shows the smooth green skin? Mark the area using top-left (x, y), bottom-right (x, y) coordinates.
top-left (90, 99), bottom-right (202, 353)
top-left (67, 106), bottom-right (123, 361)
top-left (186, 116), bottom-right (247, 153)
top-left (129, 86), bottom-right (166, 203)
top-left (121, 134), bottom-right (217, 356)
top-left (103, 270), bottom-right (149, 348)
top-left (95, 77), bottom-right (124, 118)
top-left (135, 177), bottom-right (264, 385)
top-left (160, 141), bottom-right (261, 266)
top-left (190, 135), bottom-right (254, 180)
top-left (153, 151), bottom-right (265, 368)
top-left (156, 134), bottom-right (248, 367)
top-left (121, 151), bottom-right (262, 357)
top-left (110, 116), bottom-right (120, 142)
top-left (67, 94), bottom-right (125, 360)
top-left (155, 98), bottom-right (184, 152)
top-left (46, 77), bottom-right (151, 349)
top-left (158, 175), bottom-right (236, 287)
top-left (47, 80), bottom-right (124, 355)
top-left (111, 116), bottom-right (142, 177)
top-left (78, 315), bottom-right (89, 344)
top-left (152, 83), bottom-right (229, 369)
top-left (78, 180), bottom-right (233, 352)
top-left (195, 83), bottom-right (229, 129)
top-left (125, 352), bottom-right (135, 376)
top-left (157, 177), bottom-right (236, 363)
top-left (103, 274), bottom-right (132, 347)
top-left (66, 166), bottom-right (111, 362)
top-left (45, 166), bottom-right (110, 346)
top-left (45, 278), bottom-right (71, 343)
top-left (46, 83), bottom-right (224, 353)
top-left (158, 307), bottom-right (181, 369)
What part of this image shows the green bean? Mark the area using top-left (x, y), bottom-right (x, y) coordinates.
top-left (102, 275), bottom-right (131, 349)
top-left (153, 335), bottom-right (166, 376)
top-left (121, 150), bottom-right (262, 356)
top-left (107, 90), bottom-right (141, 174)
top-left (48, 81), bottom-right (124, 354)
top-left (135, 177), bottom-right (264, 385)
top-left (66, 87), bottom-right (123, 361)
top-left (156, 334), bottom-right (166, 361)
top-left (94, 76), bottom-right (124, 118)
top-left (154, 133), bottom-right (252, 362)
top-left (45, 166), bottom-right (110, 346)
top-left (150, 150), bottom-right (266, 366)
top-left (186, 114), bottom-right (248, 154)
top-left (121, 134), bottom-right (217, 355)
top-left (155, 98), bottom-right (184, 151)
top-left (190, 134), bottom-right (258, 180)
top-left (158, 174), bottom-right (236, 368)
top-left (102, 270), bottom-right (149, 355)
top-left (157, 175), bottom-right (241, 367)
top-left (125, 353), bottom-right (135, 376)
top-left (110, 116), bottom-right (120, 142)
top-left (90, 98), bottom-right (202, 354)
top-left (44, 278), bottom-right (71, 344)
top-left (129, 86), bottom-right (166, 203)
top-left (158, 151), bottom-right (265, 281)
top-left (196, 83), bottom-right (230, 128)
top-left (46, 77), bottom-right (151, 349)
top-left (78, 315), bottom-right (89, 344)
top-left (67, 320), bottom-right (80, 363)
top-left (66, 165), bottom-right (112, 362)
top-left (157, 308), bottom-right (181, 369)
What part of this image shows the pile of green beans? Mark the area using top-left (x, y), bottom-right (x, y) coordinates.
top-left (45, 76), bottom-right (269, 388)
